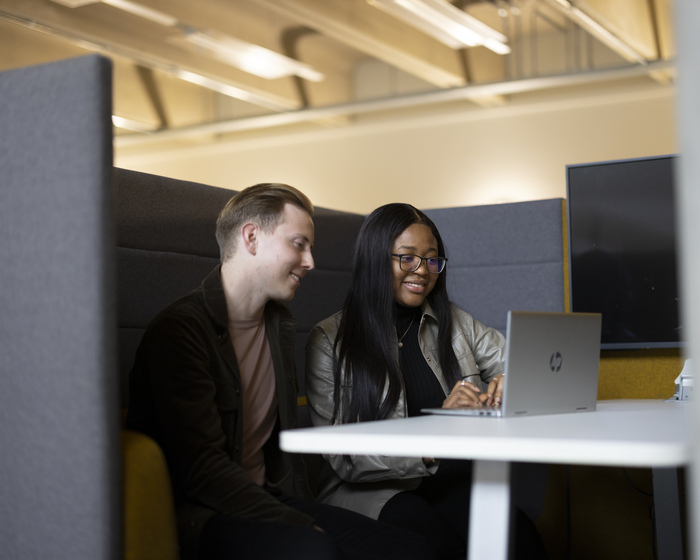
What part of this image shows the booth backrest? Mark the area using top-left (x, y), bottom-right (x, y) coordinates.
top-left (425, 199), bottom-right (566, 333)
top-left (115, 169), bottom-right (231, 407)
top-left (1, 55), bottom-right (120, 560)
top-left (116, 173), bottom-right (565, 410)
top-left (114, 168), bottom-right (365, 409)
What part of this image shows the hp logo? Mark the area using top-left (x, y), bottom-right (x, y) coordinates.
top-left (550, 352), bottom-right (563, 372)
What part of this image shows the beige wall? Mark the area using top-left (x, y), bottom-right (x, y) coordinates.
top-left (116, 79), bottom-right (676, 214)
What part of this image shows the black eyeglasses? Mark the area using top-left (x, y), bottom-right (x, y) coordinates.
top-left (391, 254), bottom-right (448, 274)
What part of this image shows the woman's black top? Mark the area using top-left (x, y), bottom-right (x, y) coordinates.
top-left (394, 303), bottom-right (446, 416)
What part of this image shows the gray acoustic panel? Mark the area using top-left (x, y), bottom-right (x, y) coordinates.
top-left (116, 248), bottom-right (219, 327)
top-left (114, 169), bottom-right (233, 407)
top-left (115, 167), bottom-right (229, 256)
top-left (0, 56), bottom-right (119, 559)
top-left (425, 199), bottom-right (565, 333)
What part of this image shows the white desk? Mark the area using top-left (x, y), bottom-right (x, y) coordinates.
top-left (281, 400), bottom-right (691, 559)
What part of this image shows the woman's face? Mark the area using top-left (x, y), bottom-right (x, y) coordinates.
top-left (391, 223), bottom-right (439, 307)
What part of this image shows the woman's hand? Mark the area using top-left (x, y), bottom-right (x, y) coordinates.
top-left (479, 374), bottom-right (505, 406)
top-left (443, 379), bottom-right (482, 408)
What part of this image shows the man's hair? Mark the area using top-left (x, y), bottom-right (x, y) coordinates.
top-left (215, 183), bottom-right (314, 262)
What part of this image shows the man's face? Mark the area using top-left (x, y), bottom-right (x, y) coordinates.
top-left (255, 203), bottom-right (315, 302)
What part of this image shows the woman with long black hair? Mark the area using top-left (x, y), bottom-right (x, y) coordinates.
top-left (305, 203), bottom-right (545, 560)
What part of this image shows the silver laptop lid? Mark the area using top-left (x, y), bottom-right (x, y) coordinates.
top-left (500, 310), bottom-right (602, 417)
top-left (422, 311), bottom-right (602, 418)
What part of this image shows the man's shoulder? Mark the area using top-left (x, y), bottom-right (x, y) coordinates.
top-left (145, 288), bottom-right (210, 337)
top-left (150, 267), bottom-right (222, 329)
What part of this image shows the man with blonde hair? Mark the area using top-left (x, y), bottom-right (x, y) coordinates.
top-left (127, 183), bottom-right (433, 560)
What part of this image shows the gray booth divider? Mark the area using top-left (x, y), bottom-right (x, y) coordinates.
top-left (0, 56), bottom-right (120, 559)
top-left (425, 198), bottom-right (566, 334)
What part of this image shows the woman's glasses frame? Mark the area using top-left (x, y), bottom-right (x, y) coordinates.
top-left (391, 253), bottom-right (448, 274)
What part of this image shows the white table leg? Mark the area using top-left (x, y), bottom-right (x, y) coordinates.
top-left (468, 460), bottom-right (511, 560)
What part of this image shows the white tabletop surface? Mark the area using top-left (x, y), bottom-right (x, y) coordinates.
top-left (281, 400), bottom-right (691, 468)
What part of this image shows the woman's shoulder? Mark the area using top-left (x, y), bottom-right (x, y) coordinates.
top-left (447, 302), bottom-right (506, 346)
top-left (308, 310), bottom-right (344, 341)
top-left (447, 301), bottom-right (475, 322)
top-left (446, 302), bottom-right (499, 335)
top-left (316, 309), bottom-right (344, 328)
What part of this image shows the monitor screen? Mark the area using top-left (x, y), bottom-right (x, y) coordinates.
top-left (566, 155), bottom-right (683, 349)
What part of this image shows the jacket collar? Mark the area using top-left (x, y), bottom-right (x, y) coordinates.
top-left (421, 299), bottom-right (439, 323)
top-left (201, 265), bottom-right (295, 331)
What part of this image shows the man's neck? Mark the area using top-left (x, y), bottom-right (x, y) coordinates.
top-left (220, 259), bottom-right (267, 322)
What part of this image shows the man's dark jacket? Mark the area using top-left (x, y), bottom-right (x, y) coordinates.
top-left (126, 266), bottom-right (314, 560)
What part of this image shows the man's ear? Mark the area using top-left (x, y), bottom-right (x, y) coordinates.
top-left (241, 223), bottom-right (258, 255)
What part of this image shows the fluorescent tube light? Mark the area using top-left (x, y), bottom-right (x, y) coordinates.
top-left (176, 70), bottom-right (258, 102)
top-left (49, 0), bottom-right (99, 7)
top-left (368, 0), bottom-right (510, 55)
top-left (112, 115), bottom-right (158, 133)
top-left (551, 0), bottom-right (647, 65)
top-left (183, 30), bottom-right (325, 81)
top-left (100, 0), bottom-right (178, 27)
top-left (49, 0), bottom-right (177, 26)
top-left (175, 70), bottom-right (282, 106)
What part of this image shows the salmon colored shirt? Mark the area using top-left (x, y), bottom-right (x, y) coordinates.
top-left (230, 317), bottom-right (278, 486)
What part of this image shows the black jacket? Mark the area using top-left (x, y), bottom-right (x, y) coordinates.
top-left (126, 266), bottom-right (314, 559)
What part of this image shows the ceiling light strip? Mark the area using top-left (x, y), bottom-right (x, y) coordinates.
top-left (101, 0), bottom-right (178, 27)
top-left (550, 0), bottom-right (647, 65)
top-left (183, 30), bottom-right (324, 81)
top-left (112, 115), bottom-right (158, 132)
top-left (368, 0), bottom-right (510, 55)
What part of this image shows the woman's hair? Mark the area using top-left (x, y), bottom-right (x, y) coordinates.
top-left (215, 183), bottom-right (314, 262)
top-left (332, 203), bottom-right (461, 424)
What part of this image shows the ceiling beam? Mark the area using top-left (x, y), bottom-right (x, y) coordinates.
top-left (0, 0), bottom-right (302, 111)
top-left (257, 0), bottom-right (466, 88)
top-left (546, 0), bottom-right (674, 85)
top-left (258, 0), bottom-right (508, 107)
top-left (135, 65), bottom-right (169, 129)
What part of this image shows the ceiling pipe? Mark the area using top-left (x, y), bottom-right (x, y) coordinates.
top-left (544, 0), bottom-right (649, 65)
top-left (115, 58), bottom-right (674, 147)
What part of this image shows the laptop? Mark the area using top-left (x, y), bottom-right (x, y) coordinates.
top-left (422, 311), bottom-right (602, 418)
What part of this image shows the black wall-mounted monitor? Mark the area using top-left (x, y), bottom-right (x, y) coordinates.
top-left (566, 154), bottom-right (683, 349)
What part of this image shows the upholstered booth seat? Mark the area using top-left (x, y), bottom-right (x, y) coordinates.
top-left (122, 430), bottom-right (179, 560)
